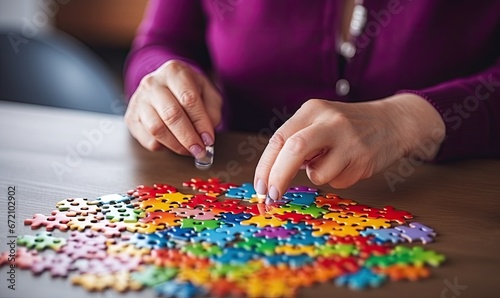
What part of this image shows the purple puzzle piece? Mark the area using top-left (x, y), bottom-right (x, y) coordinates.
top-left (254, 226), bottom-right (298, 239)
top-left (286, 186), bottom-right (318, 194)
top-left (360, 227), bottom-right (405, 244)
top-left (395, 222), bottom-right (436, 244)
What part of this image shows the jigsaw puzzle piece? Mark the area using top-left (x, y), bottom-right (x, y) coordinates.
top-left (217, 212), bottom-right (252, 224)
top-left (240, 214), bottom-right (284, 228)
top-left (335, 268), bottom-right (387, 290)
top-left (90, 221), bottom-right (128, 238)
top-left (132, 266), bottom-right (178, 287)
top-left (183, 177), bottom-right (237, 195)
top-left (180, 194), bottom-right (218, 209)
top-left (395, 222), bottom-right (436, 244)
top-left (90, 194), bottom-right (133, 205)
top-left (286, 186), bottom-right (318, 193)
top-left (180, 218), bottom-right (221, 232)
top-left (283, 192), bottom-right (316, 206)
top-left (56, 197), bottom-right (100, 215)
top-left (360, 227), bottom-right (405, 244)
top-left (72, 271), bottom-right (143, 292)
top-left (171, 207), bottom-right (218, 220)
top-left (212, 247), bottom-right (258, 264)
top-left (31, 253), bottom-right (74, 277)
top-left (225, 183), bottom-right (256, 199)
top-left (24, 210), bottom-right (75, 231)
top-left (17, 232), bottom-right (67, 251)
top-left (101, 202), bottom-right (144, 223)
top-left (129, 184), bottom-right (178, 200)
top-left (154, 280), bottom-right (206, 298)
top-left (254, 226), bottom-right (298, 239)
top-left (140, 211), bottom-right (182, 227)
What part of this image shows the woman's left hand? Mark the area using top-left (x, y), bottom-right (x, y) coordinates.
top-left (253, 93), bottom-right (446, 201)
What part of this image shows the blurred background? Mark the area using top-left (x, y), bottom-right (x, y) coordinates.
top-left (0, 0), bottom-right (148, 114)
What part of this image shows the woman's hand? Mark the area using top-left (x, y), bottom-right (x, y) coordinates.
top-left (254, 94), bottom-right (446, 201)
top-left (125, 60), bottom-right (222, 158)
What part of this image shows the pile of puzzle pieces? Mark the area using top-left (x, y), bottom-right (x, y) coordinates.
top-left (0, 178), bottom-right (445, 297)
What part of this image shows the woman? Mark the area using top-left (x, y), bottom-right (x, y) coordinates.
top-left (124, 0), bottom-right (500, 202)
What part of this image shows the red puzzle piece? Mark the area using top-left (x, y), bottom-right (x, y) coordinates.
top-left (24, 210), bottom-right (77, 231)
top-left (180, 194), bottom-right (218, 209)
top-left (183, 178), bottom-right (237, 194)
top-left (273, 212), bottom-right (314, 224)
top-left (128, 184), bottom-right (178, 201)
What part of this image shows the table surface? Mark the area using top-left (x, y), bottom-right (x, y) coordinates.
top-left (0, 101), bottom-right (499, 298)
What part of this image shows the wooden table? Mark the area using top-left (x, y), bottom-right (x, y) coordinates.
top-left (0, 101), bottom-right (499, 298)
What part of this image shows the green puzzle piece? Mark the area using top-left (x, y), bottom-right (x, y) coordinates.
top-left (101, 203), bottom-right (144, 223)
top-left (17, 232), bottom-right (67, 251)
top-left (180, 218), bottom-right (221, 232)
top-left (392, 246), bottom-right (446, 267)
top-left (181, 243), bottom-right (223, 258)
top-left (132, 266), bottom-right (178, 287)
top-left (235, 237), bottom-right (278, 256)
top-left (211, 262), bottom-right (262, 280)
top-left (279, 203), bottom-right (328, 218)
top-left (315, 244), bottom-right (358, 257)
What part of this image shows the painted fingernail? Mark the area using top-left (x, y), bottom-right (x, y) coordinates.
top-left (268, 185), bottom-right (279, 201)
top-left (201, 133), bottom-right (214, 146)
top-left (265, 197), bottom-right (273, 205)
top-left (255, 179), bottom-right (266, 195)
top-left (189, 144), bottom-right (204, 158)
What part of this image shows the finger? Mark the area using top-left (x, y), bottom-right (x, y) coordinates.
top-left (126, 114), bottom-right (165, 152)
top-left (253, 112), bottom-right (313, 197)
top-left (267, 124), bottom-right (330, 201)
top-left (149, 85), bottom-right (205, 158)
top-left (125, 100), bottom-right (164, 151)
top-left (139, 103), bottom-right (189, 155)
top-left (165, 65), bottom-right (216, 146)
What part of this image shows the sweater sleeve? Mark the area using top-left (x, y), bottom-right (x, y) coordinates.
top-left (398, 57), bottom-right (500, 162)
top-left (124, 0), bottom-right (210, 99)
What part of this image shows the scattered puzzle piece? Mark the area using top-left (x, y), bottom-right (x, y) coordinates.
top-left (17, 232), bottom-right (67, 251)
top-left (335, 268), bottom-right (387, 290)
top-left (24, 210), bottom-right (75, 231)
top-left (56, 197), bottom-right (100, 215)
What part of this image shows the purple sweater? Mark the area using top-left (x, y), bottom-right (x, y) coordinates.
top-left (125, 0), bottom-right (500, 161)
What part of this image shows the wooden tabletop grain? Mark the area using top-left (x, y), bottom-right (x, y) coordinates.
top-left (0, 100), bottom-right (499, 298)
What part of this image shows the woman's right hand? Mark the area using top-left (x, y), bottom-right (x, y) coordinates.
top-left (125, 60), bottom-right (222, 158)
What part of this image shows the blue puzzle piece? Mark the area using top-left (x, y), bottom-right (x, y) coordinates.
top-left (154, 280), bottom-right (205, 298)
top-left (211, 248), bottom-right (258, 264)
top-left (360, 227), bottom-right (404, 244)
top-left (335, 268), bottom-right (387, 290)
top-left (284, 230), bottom-right (327, 246)
top-left (90, 194), bottom-right (133, 205)
top-left (190, 229), bottom-right (234, 246)
top-left (283, 192), bottom-right (316, 206)
top-left (284, 222), bottom-right (313, 231)
top-left (127, 232), bottom-right (174, 250)
top-left (218, 212), bottom-right (252, 225)
top-left (163, 227), bottom-right (197, 242)
top-left (216, 223), bottom-right (260, 238)
top-left (263, 253), bottom-right (314, 268)
top-left (225, 183), bottom-right (256, 199)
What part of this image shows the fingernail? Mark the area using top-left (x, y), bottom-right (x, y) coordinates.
top-left (268, 185), bottom-right (279, 201)
top-left (255, 179), bottom-right (266, 195)
top-left (201, 133), bottom-right (214, 146)
top-left (189, 144), bottom-right (204, 158)
top-left (265, 197), bottom-right (273, 205)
